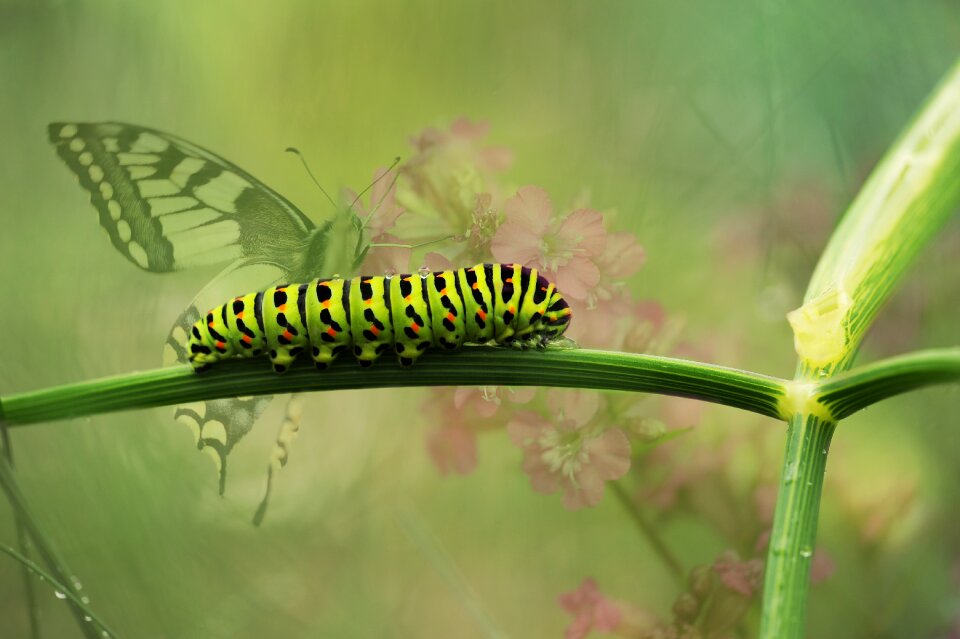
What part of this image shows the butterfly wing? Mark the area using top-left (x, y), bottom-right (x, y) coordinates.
top-left (48, 121), bottom-right (314, 272)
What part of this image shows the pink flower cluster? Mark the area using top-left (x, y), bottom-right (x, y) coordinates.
top-left (388, 118), bottom-right (697, 511)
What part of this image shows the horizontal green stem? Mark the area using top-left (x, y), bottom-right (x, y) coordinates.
top-left (815, 347), bottom-right (960, 420)
top-left (0, 348), bottom-right (788, 426)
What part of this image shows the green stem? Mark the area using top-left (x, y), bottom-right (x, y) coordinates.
top-left (0, 348), bottom-right (788, 427)
top-left (759, 414), bottom-right (836, 638)
top-left (815, 348), bottom-right (960, 419)
top-left (610, 480), bottom-right (684, 584)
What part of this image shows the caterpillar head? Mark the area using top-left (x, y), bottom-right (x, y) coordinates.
top-left (543, 288), bottom-right (572, 339)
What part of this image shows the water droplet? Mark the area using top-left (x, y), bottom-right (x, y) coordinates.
top-left (799, 547), bottom-right (813, 558)
top-left (383, 268), bottom-right (394, 279)
top-left (331, 273), bottom-right (342, 280)
top-left (81, 595), bottom-right (91, 604)
top-left (54, 590), bottom-right (66, 599)
top-left (418, 265), bottom-right (431, 279)
top-left (102, 632), bottom-right (110, 638)
top-left (84, 616), bottom-right (92, 622)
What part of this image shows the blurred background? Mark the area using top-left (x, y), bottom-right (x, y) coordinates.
top-left (1, 1), bottom-right (958, 637)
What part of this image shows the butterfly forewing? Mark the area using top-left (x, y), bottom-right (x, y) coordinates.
top-left (48, 122), bottom-right (314, 272)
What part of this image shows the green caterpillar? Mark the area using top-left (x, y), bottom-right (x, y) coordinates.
top-left (188, 263), bottom-right (572, 372)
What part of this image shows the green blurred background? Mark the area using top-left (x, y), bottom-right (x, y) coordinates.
top-left (1, 1), bottom-right (959, 637)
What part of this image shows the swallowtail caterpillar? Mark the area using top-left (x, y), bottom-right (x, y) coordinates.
top-left (188, 263), bottom-right (572, 372)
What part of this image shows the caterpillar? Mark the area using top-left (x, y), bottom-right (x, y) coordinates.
top-left (187, 263), bottom-right (572, 372)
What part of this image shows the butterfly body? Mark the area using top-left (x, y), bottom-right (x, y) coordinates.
top-left (188, 263), bottom-right (572, 372)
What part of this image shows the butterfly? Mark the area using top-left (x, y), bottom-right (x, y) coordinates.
top-left (48, 121), bottom-right (396, 519)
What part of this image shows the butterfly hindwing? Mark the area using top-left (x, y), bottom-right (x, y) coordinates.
top-left (48, 122), bottom-right (315, 272)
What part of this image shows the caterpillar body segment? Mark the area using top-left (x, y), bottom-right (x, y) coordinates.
top-left (187, 263), bottom-right (572, 372)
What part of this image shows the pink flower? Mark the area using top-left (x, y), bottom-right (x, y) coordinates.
top-left (491, 186), bottom-right (606, 301)
top-left (426, 421), bottom-right (477, 476)
top-left (360, 233), bottom-right (411, 276)
top-left (508, 391), bottom-right (631, 510)
top-left (346, 167), bottom-right (405, 239)
top-left (558, 579), bottom-right (622, 639)
top-left (713, 551), bottom-right (764, 598)
top-left (344, 168), bottom-right (411, 275)
top-left (588, 231), bottom-right (646, 308)
top-left (397, 117), bottom-right (512, 241)
top-left (424, 386), bottom-right (534, 476)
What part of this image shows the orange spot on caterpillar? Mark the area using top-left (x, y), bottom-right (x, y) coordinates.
top-left (321, 301), bottom-right (331, 308)
top-left (365, 299), bottom-right (373, 306)
top-left (326, 327), bottom-right (337, 337)
top-left (369, 325), bottom-right (380, 336)
top-left (282, 330), bottom-right (293, 340)
top-left (410, 323), bottom-right (420, 333)
top-left (208, 322), bottom-right (215, 329)
top-left (477, 309), bottom-right (487, 321)
top-left (509, 305), bottom-right (516, 313)
top-left (446, 312), bottom-right (455, 322)
top-left (472, 282), bottom-right (479, 289)
top-left (236, 311), bottom-right (244, 319)
top-left (215, 341), bottom-right (225, 349)
top-left (505, 277), bottom-right (513, 283)
top-left (278, 304), bottom-right (287, 311)
top-left (242, 335), bottom-right (253, 344)
top-left (405, 295), bottom-right (412, 302)
top-left (440, 288), bottom-right (447, 295)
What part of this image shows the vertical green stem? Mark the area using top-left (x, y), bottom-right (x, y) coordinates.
top-left (610, 480), bottom-right (685, 585)
top-left (759, 414), bottom-right (836, 638)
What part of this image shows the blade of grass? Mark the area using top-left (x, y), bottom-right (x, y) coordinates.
top-left (0, 452), bottom-right (112, 638)
top-left (0, 541), bottom-right (118, 639)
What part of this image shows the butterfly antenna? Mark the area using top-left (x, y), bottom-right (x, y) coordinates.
top-left (349, 156), bottom-right (401, 215)
top-left (286, 147), bottom-right (337, 209)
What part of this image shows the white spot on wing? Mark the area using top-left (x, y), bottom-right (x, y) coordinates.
top-left (163, 343), bottom-right (181, 366)
top-left (107, 200), bottom-right (122, 220)
top-left (59, 124), bottom-right (78, 138)
top-left (99, 182), bottom-right (114, 199)
top-left (88, 165), bottom-right (104, 183)
top-left (201, 420), bottom-right (228, 444)
top-left (117, 152), bottom-right (160, 165)
top-left (170, 325), bottom-right (189, 345)
top-left (170, 157), bottom-right (207, 188)
top-left (116, 219), bottom-right (132, 242)
top-left (193, 172), bottom-right (250, 213)
top-left (127, 241), bottom-right (149, 268)
top-left (69, 137), bottom-right (85, 152)
top-left (158, 208), bottom-right (221, 235)
top-left (78, 152), bottom-right (93, 166)
top-left (132, 133), bottom-right (169, 153)
top-left (148, 196), bottom-right (199, 216)
top-left (137, 179), bottom-right (179, 198)
top-left (127, 166), bottom-right (157, 180)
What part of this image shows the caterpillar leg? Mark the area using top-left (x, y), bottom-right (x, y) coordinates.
top-left (310, 344), bottom-right (348, 370)
top-left (269, 346), bottom-right (304, 374)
